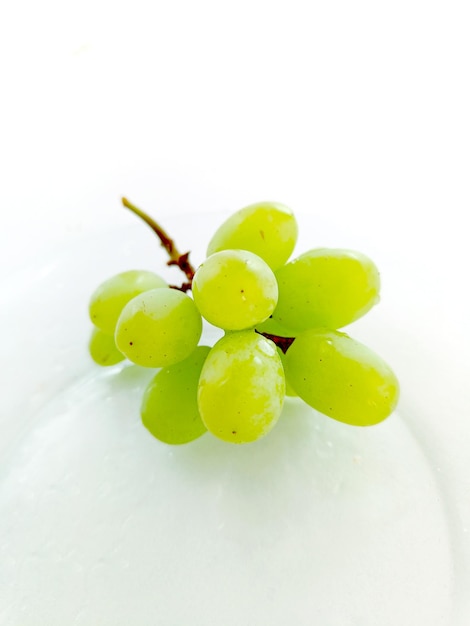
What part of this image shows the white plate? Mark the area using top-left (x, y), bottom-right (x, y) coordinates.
top-left (1, 213), bottom-right (469, 625)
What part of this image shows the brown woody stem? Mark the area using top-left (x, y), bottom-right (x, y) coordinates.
top-left (121, 197), bottom-right (196, 285)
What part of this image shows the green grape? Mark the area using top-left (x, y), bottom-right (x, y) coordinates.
top-left (88, 327), bottom-right (125, 366)
top-left (192, 250), bottom-right (278, 331)
top-left (272, 248), bottom-right (380, 331)
top-left (256, 316), bottom-right (298, 338)
top-left (276, 348), bottom-right (297, 397)
top-left (89, 270), bottom-right (167, 335)
top-left (207, 201), bottom-right (298, 271)
top-left (115, 288), bottom-right (202, 368)
top-left (284, 329), bottom-right (399, 426)
top-left (197, 331), bottom-right (285, 443)
top-left (141, 346), bottom-right (210, 444)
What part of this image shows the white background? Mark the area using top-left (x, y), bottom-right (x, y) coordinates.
top-left (1, 0), bottom-right (468, 266)
top-left (1, 1), bottom-right (469, 624)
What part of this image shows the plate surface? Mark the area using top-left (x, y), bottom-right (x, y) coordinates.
top-left (1, 213), bottom-right (468, 625)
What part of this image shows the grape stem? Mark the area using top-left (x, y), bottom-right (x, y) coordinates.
top-left (256, 331), bottom-right (295, 353)
top-left (121, 197), bottom-right (196, 291)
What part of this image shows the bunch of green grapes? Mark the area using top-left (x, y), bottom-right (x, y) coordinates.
top-left (88, 200), bottom-right (399, 446)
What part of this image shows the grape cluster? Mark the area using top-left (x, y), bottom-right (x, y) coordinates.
top-left (88, 201), bottom-right (399, 445)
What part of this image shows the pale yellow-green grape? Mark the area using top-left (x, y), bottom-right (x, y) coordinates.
top-left (273, 248), bottom-right (380, 331)
top-left (256, 316), bottom-right (298, 338)
top-left (197, 331), bottom-right (285, 443)
top-left (284, 329), bottom-right (399, 426)
top-left (89, 270), bottom-right (167, 335)
top-left (88, 327), bottom-right (125, 366)
top-left (141, 346), bottom-right (210, 444)
top-left (207, 201), bottom-right (298, 270)
top-left (115, 288), bottom-right (202, 368)
top-left (276, 348), bottom-right (297, 397)
top-left (192, 250), bottom-right (278, 330)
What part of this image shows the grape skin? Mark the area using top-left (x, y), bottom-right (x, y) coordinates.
top-left (207, 201), bottom-right (298, 271)
top-left (115, 288), bottom-right (202, 368)
top-left (197, 331), bottom-right (285, 443)
top-left (88, 327), bottom-right (125, 366)
top-left (284, 329), bottom-right (399, 426)
top-left (273, 248), bottom-right (380, 331)
top-left (256, 316), bottom-right (298, 338)
top-left (192, 250), bottom-right (278, 331)
top-left (141, 346), bottom-right (210, 445)
top-left (89, 270), bottom-right (167, 335)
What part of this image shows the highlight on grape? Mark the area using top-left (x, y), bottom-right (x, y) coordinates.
top-left (88, 199), bottom-right (399, 445)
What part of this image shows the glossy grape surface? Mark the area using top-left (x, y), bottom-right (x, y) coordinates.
top-left (256, 316), bottom-right (298, 338)
top-left (115, 288), bottom-right (202, 368)
top-left (284, 329), bottom-right (399, 426)
top-left (89, 270), bottom-right (167, 335)
top-left (141, 346), bottom-right (210, 444)
top-left (273, 248), bottom-right (380, 331)
top-left (197, 331), bottom-right (285, 443)
top-left (207, 201), bottom-right (298, 270)
top-left (192, 250), bottom-right (278, 330)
